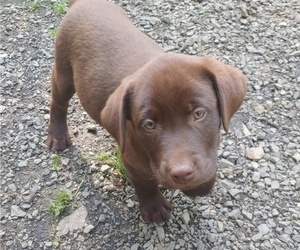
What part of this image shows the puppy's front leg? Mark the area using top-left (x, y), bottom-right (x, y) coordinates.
top-left (125, 165), bottom-right (172, 223)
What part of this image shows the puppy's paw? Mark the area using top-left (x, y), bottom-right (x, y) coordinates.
top-left (47, 132), bottom-right (72, 151)
top-left (139, 193), bottom-right (172, 223)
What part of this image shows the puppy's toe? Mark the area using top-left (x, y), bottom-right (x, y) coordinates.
top-left (140, 194), bottom-right (172, 224)
top-left (47, 134), bottom-right (72, 151)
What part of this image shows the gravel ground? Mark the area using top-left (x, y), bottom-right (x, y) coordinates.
top-left (1, 0), bottom-right (300, 249)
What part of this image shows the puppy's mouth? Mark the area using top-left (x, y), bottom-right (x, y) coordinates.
top-left (181, 175), bottom-right (216, 197)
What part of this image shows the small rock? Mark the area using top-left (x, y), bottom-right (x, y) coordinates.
top-left (87, 124), bottom-right (97, 133)
top-left (228, 189), bottom-right (242, 197)
top-left (181, 211), bottom-right (190, 224)
top-left (207, 232), bottom-right (218, 242)
top-left (252, 172), bottom-right (260, 182)
top-left (83, 224), bottom-right (94, 234)
top-left (292, 153), bottom-right (300, 162)
top-left (44, 242), bottom-right (52, 247)
top-left (242, 209), bottom-right (253, 220)
top-left (295, 178), bottom-right (300, 191)
top-left (131, 243), bottom-right (140, 250)
top-left (292, 234), bottom-right (300, 243)
top-left (100, 164), bottom-right (111, 173)
top-left (272, 209), bottom-right (279, 216)
top-left (243, 124), bottom-right (251, 136)
top-left (156, 226), bottom-right (165, 242)
top-left (61, 157), bottom-right (70, 166)
top-left (216, 221), bottom-right (224, 232)
top-left (8, 183), bottom-right (17, 192)
top-left (245, 147), bottom-right (264, 160)
top-left (0, 105), bottom-right (6, 113)
top-left (0, 208), bottom-right (6, 219)
top-left (57, 205), bottom-right (88, 235)
top-left (258, 224), bottom-right (269, 235)
top-left (219, 179), bottom-right (235, 190)
top-left (126, 199), bottom-right (135, 208)
top-left (271, 181), bottom-right (280, 189)
top-left (228, 208), bottom-right (241, 219)
top-left (18, 160), bottom-right (28, 167)
top-left (11, 205), bottom-right (26, 218)
top-left (252, 233), bottom-right (262, 241)
top-left (254, 105), bottom-right (265, 114)
top-left (99, 214), bottom-right (106, 223)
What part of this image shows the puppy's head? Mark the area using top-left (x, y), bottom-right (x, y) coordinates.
top-left (102, 54), bottom-right (247, 196)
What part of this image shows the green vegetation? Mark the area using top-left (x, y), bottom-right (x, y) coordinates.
top-left (52, 0), bottom-right (68, 15)
top-left (94, 148), bottom-right (126, 177)
top-left (28, 0), bottom-right (41, 11)
top-left (51, 154), bottom-right (61, 171)
top-left (49, 27), bottom-right (59, 37)
top-left (48, 190), bottom-right (72, 216)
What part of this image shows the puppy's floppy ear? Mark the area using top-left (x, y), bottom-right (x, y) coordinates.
top-left (101, 82), bottom-right (133, 153)
top-left (202, 56), bottom-right (247, 131)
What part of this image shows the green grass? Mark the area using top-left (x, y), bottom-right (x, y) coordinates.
top-left (28, 0), bottom-right (41, 11)
top-left (51, 154), bottom-right (61, 171)
top-left (94, 148), bottom-right (126, 177)
top-left (48, 190), bottom-right (72, 216)
top-left (49, 27), bottom-right (59, 37)
top-left (52, 0), bottom-right (68, 15)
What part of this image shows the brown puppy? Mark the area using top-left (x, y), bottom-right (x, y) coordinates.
top-left (47, 0), bottom-right (247, 223)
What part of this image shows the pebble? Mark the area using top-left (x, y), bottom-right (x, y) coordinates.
top-left (207, 232), bottom-right (218, 242)
top-left (245, 147), bottom-right (264, 160)
top-left (100, 164), bottom-right (111, 172)
top-left (18, 160), bottom-right (28, 167)
top-left (156, 226), bottom-right (165, 241)
top-left (57, 206), bottom-right (87, 235)
top-left (292, 153), bottom-right (300, 162)
top-left (181, 211), bottom-right (190, 224)
top-left (255, 105), bottom-right (265, 114)
top-left (83, 224), bottom-right (94, 234)
top-left (252, 172), bottom-right (260, 182)
top-left (271, 181), bottom-right (280, 189)
top-left (11, 205), bottom-right (26, 217)
top-left (242, 210), bottom-right (253, 220)
top-left (258, 224), bottom-right (269, 235)
top-left (252, 233), bottom-right (263, 242)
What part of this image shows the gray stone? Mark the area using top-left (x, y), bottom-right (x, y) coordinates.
top-left (207, 232), bottom-right (218, 242)
top-left (131, 243), bottom-right (140, 250)
top-left (100, 164), bottom-right (111, 172)
top-left (271, 181), bottom-right (280, 189)
top-left (181, 211), bottom-right (190, 224)
top-left (228, 208), bottom-right (241, 219)
top-left (292, 153), bottom-right (300, 162)
top-left (18, 160), bottom-right (28, 167)
top-left (83, 224), bottom-right (94, 234)
top-left (252, 233), bottom-right (263, 242)
top-left (295, 178), bottom-right (300, 191)
top-left (57, 206), bottom-right (88, 235)
top-left (241, 209), bottom-right (253, 220)
top-left (252, 172), bottom-right (260, 182)
top-left (258, 224), bottom-right (269, 235)
top-left (11, 205), bottom-right (26, 217)
top-left (156, 226), bottom-right (165, 242)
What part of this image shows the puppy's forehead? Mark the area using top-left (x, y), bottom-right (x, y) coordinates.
top-left (134, 60), bottom-right (218, 121)
top-left (149, 64), bottom-right (215, 108)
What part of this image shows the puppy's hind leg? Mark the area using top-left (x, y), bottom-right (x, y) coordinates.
top-left (47, 65), bottom-right (75, 151)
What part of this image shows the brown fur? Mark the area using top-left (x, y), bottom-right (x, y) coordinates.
top-left (47, 0), bottom-right (247, 223)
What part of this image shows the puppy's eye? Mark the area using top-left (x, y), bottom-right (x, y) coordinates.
top-left (142, 119), bottom-right (156, 131)
top-left (194, 108), bottom-right (205, 120)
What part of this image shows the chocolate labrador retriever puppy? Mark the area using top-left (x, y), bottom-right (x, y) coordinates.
top-left (47, 0), bottom-right (247, 223)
